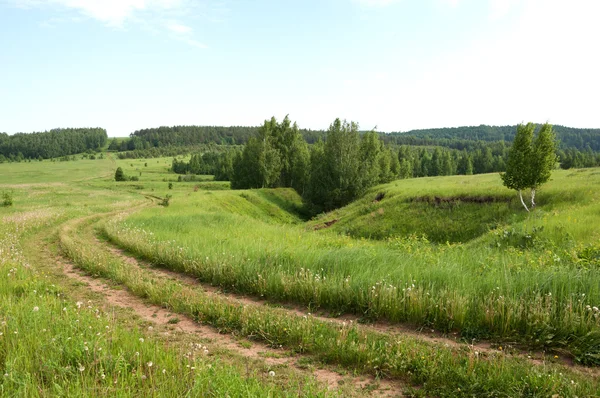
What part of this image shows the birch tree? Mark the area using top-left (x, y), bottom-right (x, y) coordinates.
top-left (501, 123), bottom-right (557, 211)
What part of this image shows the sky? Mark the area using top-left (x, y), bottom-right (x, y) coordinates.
top-left (1, 0), bottom-right (599, 137)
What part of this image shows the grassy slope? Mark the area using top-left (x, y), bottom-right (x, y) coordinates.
top-left (104, 168), bottom-right (600, 364)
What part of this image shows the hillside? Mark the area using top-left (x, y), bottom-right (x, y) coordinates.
top-left (387, 124), bottom-right (600, 150)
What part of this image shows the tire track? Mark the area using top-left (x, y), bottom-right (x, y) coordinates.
top-left (59, 214), bottom-right (406, 397)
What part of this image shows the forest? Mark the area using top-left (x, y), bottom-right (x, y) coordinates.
top-left (0, 128), bottom-right (107, 160)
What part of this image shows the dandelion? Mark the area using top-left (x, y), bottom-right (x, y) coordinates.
top-left (135, 352), bottom-right (140, 356)
top-left (139, 338), bottom-right (144, 343)
top-left (78, 365), bottom-right (85, 372)
top-left (147, 361), bottom-right (153, 367)
top-left (101, 373), bottom-right (106, 380)
top-left (162, 369), bottom-right (167, 374)
top-left (268, 371), bottom-right (275, 377)
top-left (203, 349), bottom-right (209, 355)
top-left (33, 306), bottom-right (39, 312)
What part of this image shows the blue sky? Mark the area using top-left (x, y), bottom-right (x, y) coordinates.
top-left (1, 0), bottom-right (599, 136)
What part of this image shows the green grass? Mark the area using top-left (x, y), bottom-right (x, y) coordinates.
top-left (0, 158), bottom-right (115, 185)
top-left (0, 156), bottom-right (330, 397)
top-left (59, 212), bottom-right (600, 397)
top-left (3, 153), bottom-right (600, 395)
top-left (102, 169), bottom-right (600, 364)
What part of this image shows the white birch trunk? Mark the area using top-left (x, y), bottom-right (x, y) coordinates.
top-left (530, 188), bottom-right (536, 208)
top-left (519, 190), bottom-right (530, 212)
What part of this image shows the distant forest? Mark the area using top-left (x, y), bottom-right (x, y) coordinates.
top-left (384, 125), bottom-right (600, 151)
top-left (2, 123), bottom-right (600, 172)
top-left (113, 124), bottom-right (600, 151)
top-left (111, 123), bottom-right (600, 171)
top-left (0, 128), bottom-right (107, 161)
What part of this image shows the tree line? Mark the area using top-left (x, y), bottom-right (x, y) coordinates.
top-left (0, 128), bottom-right (107, 160)
top-left (115, 123), bottom-right (600, 153)
top-left (387, 124), bottom-right (600, 151)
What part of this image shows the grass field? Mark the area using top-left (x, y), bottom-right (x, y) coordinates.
top-left (103, 168), bottom-right (600, 364)
top-left (2, 155), bottom-right (600, 396)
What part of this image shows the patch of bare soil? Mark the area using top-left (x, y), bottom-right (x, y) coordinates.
top-left (411, 195), bottom-right (509, 205)
top-left (313, 219), bottom-right (339, 230)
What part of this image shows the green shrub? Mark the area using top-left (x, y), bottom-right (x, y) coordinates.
top-left (2, 191), bottom-right (13, 207)
top-left (114, 167), bottom-right (126, 181)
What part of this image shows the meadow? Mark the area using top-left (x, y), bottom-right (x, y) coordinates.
top-left (103, 168), bottom-right (600, 365)
top-left (2, 155), bottom-right (600, 396)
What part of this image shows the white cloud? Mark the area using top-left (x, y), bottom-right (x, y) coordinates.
top-left (12, 0), bottom-right (182, 26)
top-left (182, 38), bottom-right (208, 49)
top-left (8, 0), bottom-right (209, 49)
top-left (166, 21), bottom-right (192, 34)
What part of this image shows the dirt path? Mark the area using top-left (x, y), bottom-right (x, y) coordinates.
top-left (99, 235), bottom-right (600, 378)
top-left (56, 217), bottom-right (405, 397)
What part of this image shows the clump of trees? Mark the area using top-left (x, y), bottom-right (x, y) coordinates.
top-left (230, 116), bottom-right (310, 193)
top-left (501, 123), bottom-right (557, 211)
top-left (303, 119), bottom-right (398, 212)
top-left (228, 116), bottom-right (400, 213)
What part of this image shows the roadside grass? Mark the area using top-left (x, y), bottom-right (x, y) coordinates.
top-left (103, 169), bottom-right (600, 364)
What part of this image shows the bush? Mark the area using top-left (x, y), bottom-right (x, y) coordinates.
top-left (114, 167), bottom-right (126, 181)
top-left (2, 192), bottom-right (13, 207)
top-left (168, 182), bottom-right (173, 189)
top-left (159, 194), bottom-right (172, 207)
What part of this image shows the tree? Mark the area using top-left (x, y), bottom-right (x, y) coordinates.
top-left (501, 123), bottom-right (557, 211)
top-left (114, 167), bottom-right (126, 182)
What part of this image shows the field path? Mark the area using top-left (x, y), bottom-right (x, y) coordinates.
top-left (56, 210), bottom-right (406, 397)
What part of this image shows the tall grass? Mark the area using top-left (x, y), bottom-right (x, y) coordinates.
top-left (0, 223), bottom-right (326, 397)
top-left (60, 214), bottom-right (600, 397)
top-left (103, 169), bottom-right (600, 364)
